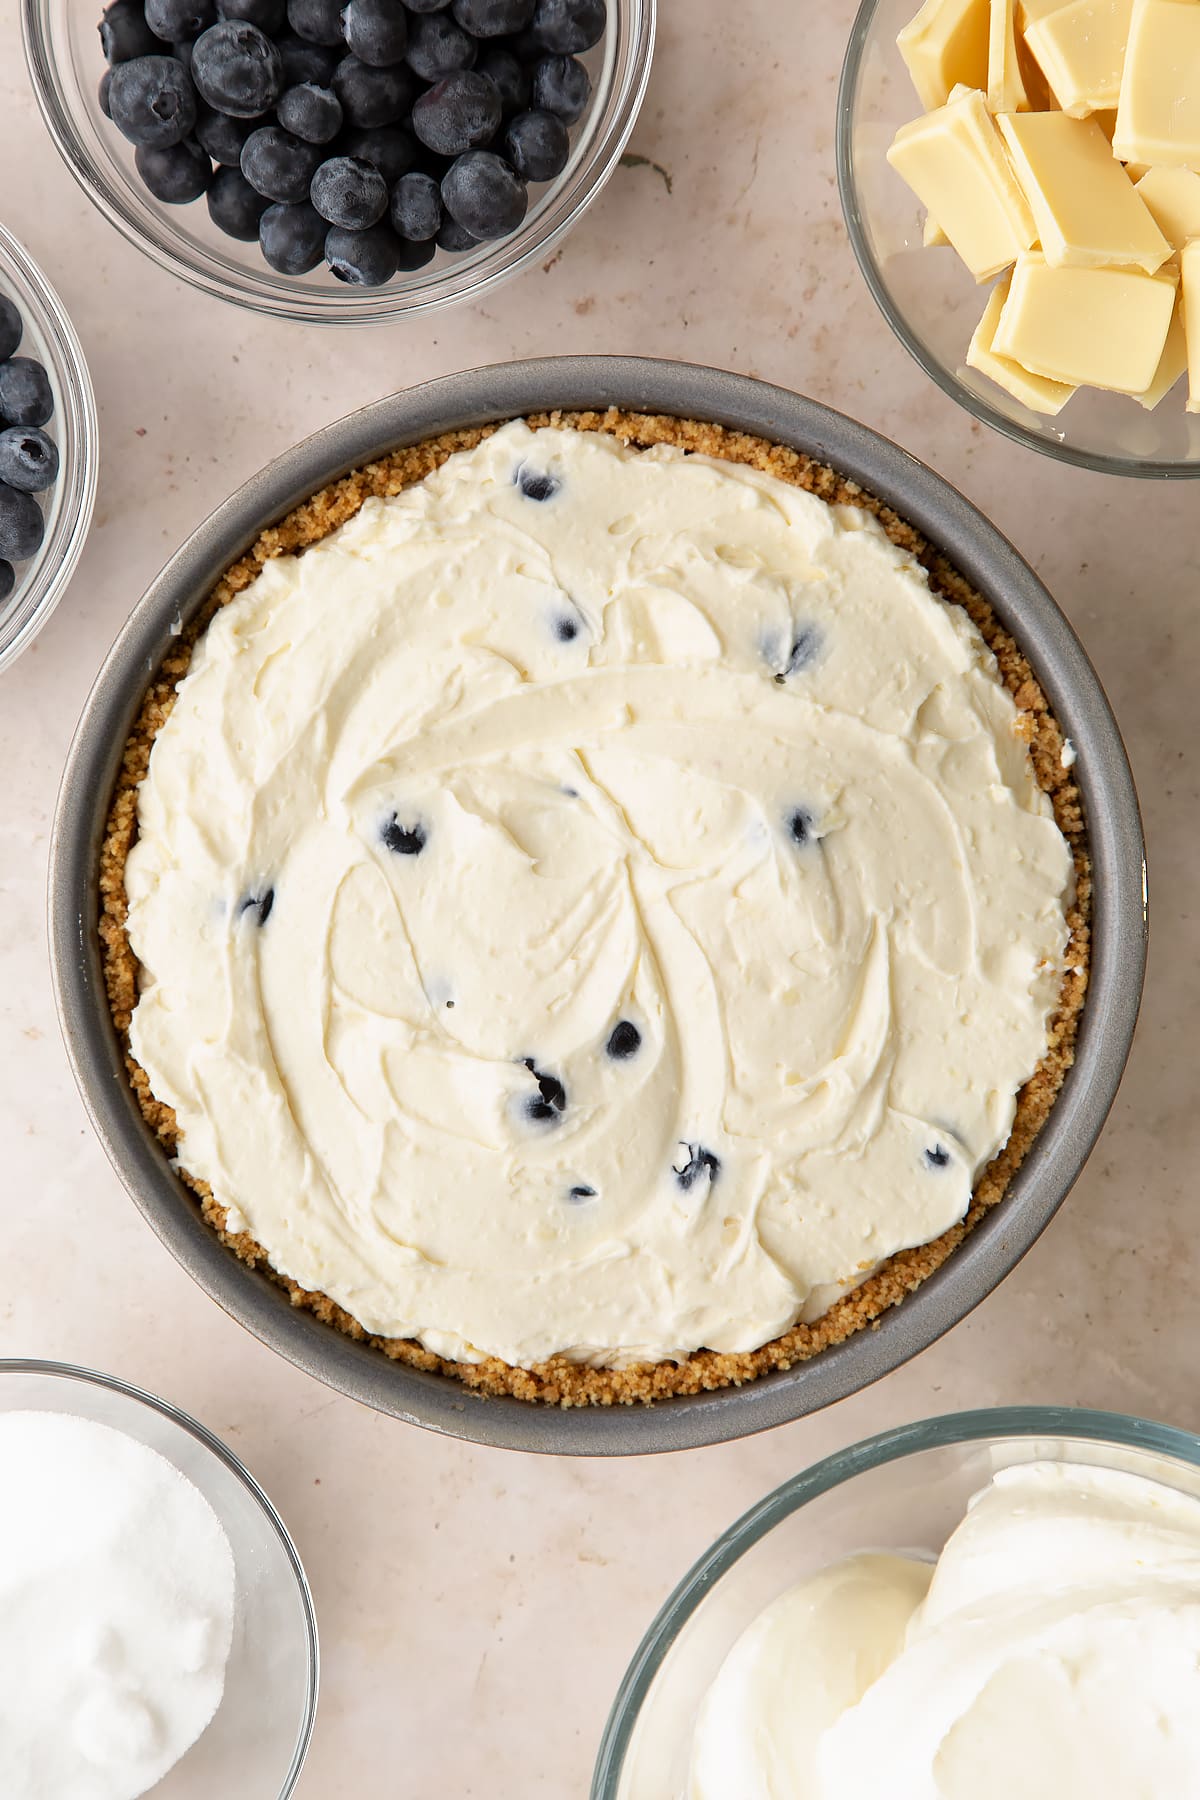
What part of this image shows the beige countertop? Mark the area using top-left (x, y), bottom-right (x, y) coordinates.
top-left (1, 3), bottom-right (1197, 1794)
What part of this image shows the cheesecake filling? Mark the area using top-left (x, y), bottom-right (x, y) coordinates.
top-left (124, 421), bottom-right (1073, 1368)
top-left (689, 1462), bottom-right (1200, 1799)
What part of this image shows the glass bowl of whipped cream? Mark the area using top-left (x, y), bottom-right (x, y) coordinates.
top-left (0, 1360), bottom-right (318, 1799)
top-left (839, 0), bottom-right (1200, 477)
top-left (592, 1405), bottom-right (1200, 1798)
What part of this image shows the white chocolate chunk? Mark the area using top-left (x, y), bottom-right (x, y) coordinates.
top-left (1135, 297), bottom-right (1188, 408)
top-left (966, 276), bottom-right (1077, 411)
top-left (1114, 0), bottom-right (1200, 167)
top-left (923, 212), bottom-right (951, 245)
top-left (887, 88), bottom-right (1037, 280)
top-left (993, 251), bottom-right (1177, 390)
top-left (989, 0), bottom-right (1032, 108)
top-left (1025, 0), bottom-right (1135, 117)
top-left (898, 0), bottom-right (991, 111)
top-left (997, 111), bottom-right (1170, 270)
top-left (1135, 167), bottom-right (1200, 250)
top-left (1181, 239), bottom-right (1200, 412)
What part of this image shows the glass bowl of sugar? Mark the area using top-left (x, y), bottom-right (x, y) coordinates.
top-left (0, 1359), bottom-right (317, 1798)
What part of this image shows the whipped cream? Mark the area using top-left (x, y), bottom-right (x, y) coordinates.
top-left (125, 420), bottom-right (1072, 1367)
top-left (689, 1461), bottom-right (1200, 1800)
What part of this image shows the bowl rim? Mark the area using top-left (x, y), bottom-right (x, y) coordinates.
top-left (836, 0), bottom-right (1200, 481)
top-left (0, 1354), bottom-right (319, 1796)
top-left (20, 0), bottom-right (656, 326)
top-left (0, 220), bottom-right (99, 673)
top-left (590, 1403), bottom-right (1200, 1795)
top-left (48, 354), bottom-right (1148, 1456)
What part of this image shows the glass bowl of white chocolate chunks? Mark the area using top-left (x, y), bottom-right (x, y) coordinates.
top-left (839, 0), bottom-right (1200, 475)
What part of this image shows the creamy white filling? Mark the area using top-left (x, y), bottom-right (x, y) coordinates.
top-left (124, 421), bottom-right (1073, 1367)
top-left (690, 1463), bottom-right (1200, 1800)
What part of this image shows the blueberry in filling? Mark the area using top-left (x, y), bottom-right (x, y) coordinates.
top-left (239, 887), bottom-right (275, 925)
top-left (567, 1184), bottom-right (596, 1202)
top-left (674, 1143), bottom-right (719, 1191)
top-left (515, 464), bottom-right (559, 502)
top-left (925, 1144), bottom-right (951, 1169)
top-left (605, 1020), bottom-right (640, 1060)
top-left (381, 813), bottom-right (428, 855)
top-left (522, 1058), bottom-right (566, 1122)
top-left (554, 614), bottom-right (579, 641)
top-left (787, 807), bottom-right (816, 848)
top-left (774, 623), bottom-right (822, 682)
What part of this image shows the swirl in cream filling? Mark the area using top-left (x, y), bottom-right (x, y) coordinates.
top-left (124, 421), bottom-right (1073, 1368)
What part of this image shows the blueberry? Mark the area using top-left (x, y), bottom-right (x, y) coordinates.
top-left (530, 52), bottom-right (589, 121)
top-left (0, 297), bottom-right (22, 363)
top-left (207, 163), bottom-right (272, 235)
top-left (381, 813), bottom-right (427, 853)
top-left (787, 807), bottom-right (815, 847)
top-left (515, 463), bottom-right (558, 501)
top-left (108, 54), bottom-right (198, 148)
top-left (567, 1184), bottom-right (596, 1202)
top-left (311, 154), bottom-right (388, 225)
top-left (338, 124), bottom-right (418, 181)
top-left (435, 214), bottom-right (478, 251)
top-left (241, 124), bottom-right (322, 201)
top-left (531, 0), bottom-right (605, 52)
top-left (136, 137), bottom-right (214, 201)
top-left (396, 234), bottom-right (436, 270)
top-left (323, 224), bottom-right (399, 282)
top-left (476, 47), bottom-right (530, 116)
top-left (775, 624), bottom-right (822, 681)
top-left (275, 80), bottom-right (341, 142)
top-left (451, 0), bottom-right (536, 33)
top-left (606, 1020), bottom-right (640, 1059)
top-left (276, 29), bottom-right (341, 84)
top-left (522, 1058), bottom-right (566, 1122)
top-left (191, 21), bottom-right (284, 116)
top-left (441, 149), bottom-right (526, 238)
top-left (100, 67), bottom-right (115, 116)
top-left (239, 887), bottom-right (275, 924)
top-left (504, 107), bottom-right (568, 180)
top-left (0, 485), bottom-right (45, 564)
top-left (0, 561), bottom-right (13, 604)
top-left (554, 615), bottom-right (578, 641)
top-left (145, 0), bottom-right (217, 39)
top-left (217, 0), bottom-right (287, 28)
top-left (673, 1144), bottom-right (719, 1192)
top-left (0, 360), bottom-right (53, 429)
top-left (925, 1144), bottom-right (951, 1169)
top-left (99, 0), bottom-right (160, 64)
top-left (405, 12), bottom-right (477, 80)
top-left (412, 72), bottom-right (502, 156)
top-left (286, 0), bottom-right (344, 42)
top-left (333, 55), bottom-right (420, 127)
top-left (389, 170), bottom-right (442, 240)
top-left (342, 0), bottom-right (409, 66)
top-left (0, 427), bottom-right (58, 500)
top-left (259, 199), bottom-right (328, 271)
top-left (195, 102), bottom-right (255, 162)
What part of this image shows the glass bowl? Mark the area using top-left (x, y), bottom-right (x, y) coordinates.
top-left (22, 0), bottom-right (655, 325)
top-left (592, 1405), bottom-right (1200, 1797)
top-left (0, 1359), bottom-right (318, 1798)
top-left (838, 0), bottom-right (1200, 477)
top-left (0, 223), bottom-right (98, 675)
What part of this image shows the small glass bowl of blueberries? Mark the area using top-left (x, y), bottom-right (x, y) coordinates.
top-left (22, 0), bottom-right (656, 323)
top-left (0, 223), bottom-right (98, 673)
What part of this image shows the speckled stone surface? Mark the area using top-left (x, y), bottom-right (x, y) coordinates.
top-left (0, 4), bottom-right (1196, 1796)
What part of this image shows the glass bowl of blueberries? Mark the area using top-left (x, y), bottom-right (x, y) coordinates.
top-left (22, 0), bottom-right (655, 323)
top-left (0, 222), bottom-right (98, 674)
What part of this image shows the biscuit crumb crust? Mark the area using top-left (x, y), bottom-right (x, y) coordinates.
top-left (99, 409), bottom-right (1091, 1407)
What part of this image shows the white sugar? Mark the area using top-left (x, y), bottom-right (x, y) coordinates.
top-left (0, 1410), bottom-right (235, 1799)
